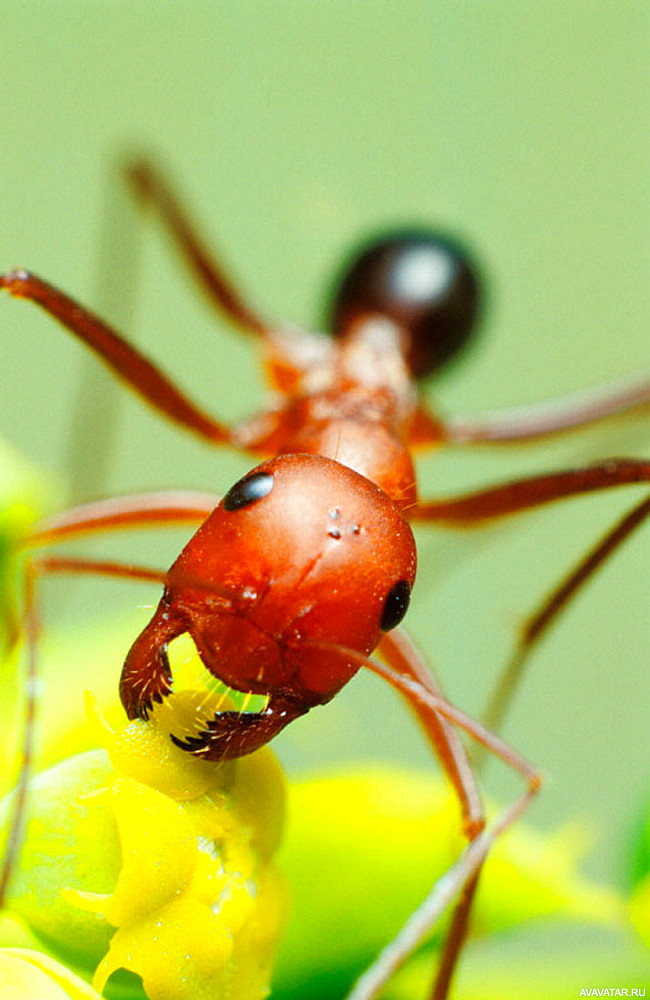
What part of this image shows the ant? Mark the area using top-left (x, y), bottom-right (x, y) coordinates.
top-left (1, 159), bottom-right (649, 1000)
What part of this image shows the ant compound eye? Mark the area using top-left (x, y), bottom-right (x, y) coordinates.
top-left (223, 470), bottom-right (274, 511)
top-left (379, 579), bottom-right (411, 631)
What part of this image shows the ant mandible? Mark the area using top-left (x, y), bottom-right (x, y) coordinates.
top-left (1, 159), bottom-right (649, 1000)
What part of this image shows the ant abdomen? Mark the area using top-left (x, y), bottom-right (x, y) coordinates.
top-left (330, 231), bottom-right (481, 378)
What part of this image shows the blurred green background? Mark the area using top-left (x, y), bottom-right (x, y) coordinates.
top-left (0, 0), bottom-right (648, 946)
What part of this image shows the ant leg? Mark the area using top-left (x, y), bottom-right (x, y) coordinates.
top-left (30, 554), bottom-right (169, 587)
top-left (378, 630), bottom-right (483, 839)
top-left (410, 457), bottom-right (650, 523)
top-left (412, 460), bottom-right (650, 736)
top-left (414, 372), bottom-right (650, 446)
top-left (125, 158), bottom-right (273, 336)
top-left (481, 491), bottom-right (650, 734)
top-left (0, 271), bottom-right (283, 448)
top-left (378, 630), bottom-right (482, 1000)
top-left (26, 489), bottom-right (220, 547)
top-left (338, 635), bottom-right (541, 1000)
top-left (411, 461), bottom-right (650, 721)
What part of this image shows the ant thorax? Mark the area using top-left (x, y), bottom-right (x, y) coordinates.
top-left (249, 318), bottom-right (418, 503)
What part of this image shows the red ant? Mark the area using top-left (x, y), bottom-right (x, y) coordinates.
top-left (1, 159), bottom-right (649, 1000)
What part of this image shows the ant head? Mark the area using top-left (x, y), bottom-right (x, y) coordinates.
top-left (330, 230), bottom-right (481, 379)
top-left (166, 454), bottom-right (417, 704)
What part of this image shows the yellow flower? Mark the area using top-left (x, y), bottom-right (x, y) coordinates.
top-left (1, 691), bottom-right (286, 1000)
